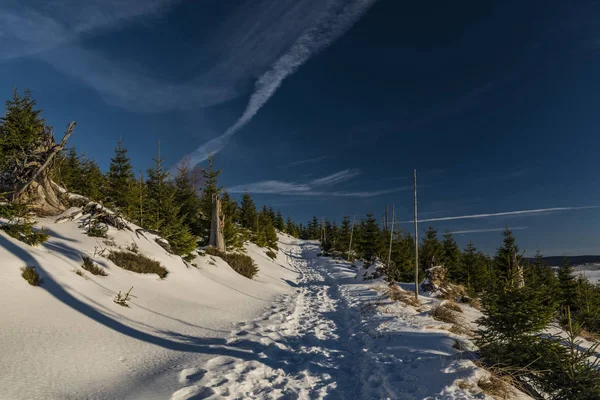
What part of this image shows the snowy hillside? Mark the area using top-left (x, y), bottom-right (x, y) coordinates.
top-left (0, 208), bottom-right (298, 399)
top-left (1, 206), bottom-right (527, 399)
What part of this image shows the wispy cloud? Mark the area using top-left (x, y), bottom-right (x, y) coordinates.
top-left (184, 0), bottom-right (378, 165)
top-left (399, 206), bottom-right (600, 224)
top-left (227, 169), bottom-right (408, 197)
top-left (448, 227), bottom-right (529, 235)
top-left (310, 169), bottom-right (360, 186)
top-left (281, 156), bottom-right (330, 168)
top-left (2, 0), bottom-right (376, 119)
top-left (0, 0), bottom-right (181, 59)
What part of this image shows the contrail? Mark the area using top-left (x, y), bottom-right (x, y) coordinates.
top-left (185, 0), bottom-right (378, 166)
top-left (448, 227), bottom-right (529, 235)
top-left (398, 206), bottom-right (600, 224)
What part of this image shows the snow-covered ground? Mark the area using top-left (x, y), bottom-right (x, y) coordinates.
top-left (172, 242), bottom-right (504, 399)
top-left (2, 208), bottom-right (527, 399)
top-left (0, 209), bottom-right (298, 399)
top-left (574, 264), bottom-right (600, 283)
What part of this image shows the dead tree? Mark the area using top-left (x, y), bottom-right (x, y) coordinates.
top-left (12, 122), bottom-right (76, 215)
top-left (508, 249), bottom-right (527, 289)
top-left (209, 194), bottom-right (225, 251)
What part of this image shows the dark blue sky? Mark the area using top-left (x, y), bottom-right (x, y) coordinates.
top-left (2, 0), bottom-right (600, 255)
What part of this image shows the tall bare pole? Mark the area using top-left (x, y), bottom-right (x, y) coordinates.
top-left (348, 214), bottom-right (356, 261)
top-left (387, 204), bottom-right (395, 274)
top-left (414, 169), bottom-right (419, 299)
top-left (385, 205), bottom-right (389, 232)
top-left (139, 170), bottom-right (143, 227)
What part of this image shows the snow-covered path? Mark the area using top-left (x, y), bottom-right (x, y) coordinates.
top-left (171, 241), bottom-right (485, 400)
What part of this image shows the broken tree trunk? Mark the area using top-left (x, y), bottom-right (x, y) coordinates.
top-left (209, 194), bottom-right (225, 251)
top-left (12, 122), bottom-right (76, 215)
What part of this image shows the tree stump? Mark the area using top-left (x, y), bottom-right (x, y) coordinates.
top-left (209, 195), bottom-right (225, 251)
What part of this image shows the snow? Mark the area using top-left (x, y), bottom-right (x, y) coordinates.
top-left (0, 210), bottom-right (298, 399)
top-left (574, 264), bottom-right (600, 283)
top-left (1, 209), bottom-right (529, 399)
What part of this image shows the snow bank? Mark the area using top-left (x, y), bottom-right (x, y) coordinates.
top-left (0, 209), bottom-right (299, 399)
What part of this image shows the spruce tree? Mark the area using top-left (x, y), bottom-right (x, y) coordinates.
top-left (174, 160), bottom-right (202, 237)
top-left (55, 147), bottom-right (81, 191)
top-left (389, 230), bottom-right (416, 282)
top-left (441, 231), bottom-right (461, 278)
top-left (322, 219), bottom-right (334, 252)
top-left (268, 207), bottom-right (277, 226)
top-left (256, 205), bottom-right (278, 249)
top-left (79, 156), bottom-right (105, 202)
top-left (239, 192), bottom-right (257, 232)
top-left (525, 250), bottom-right (558, 290)
top-left (0, 88), bottom-right (46, 193)
top-left (459, 241), bottom-right (489, 293)
top-left (285, 217), bottom-right (297, 237)
top-left (357, 212), bottom-right (383, 262)
top-left (106, 139), bottom-right (136, 216)
top-left (145, 151), bottom-right (196, 256)
top-left (308, 216), bottom-right (320, 240)
top-left (221, 191), bottom-right (244, 251)
top-left (493, 227), bottom-right (520, 287)
top-left (335, 216), bottom-right (352, 254)
top-left (275, 211), bottom-right (285, 231)
top-left (420, 226), bottom-right (443, 269)
top-left (558, 257), bottom-right (578, 315)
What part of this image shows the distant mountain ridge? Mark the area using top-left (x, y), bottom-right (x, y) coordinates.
top-left (524, 255), bottom-right (600, 266)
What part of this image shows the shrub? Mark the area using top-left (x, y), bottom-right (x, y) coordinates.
top-left (1, 219), bottom-right (49, 246)
top-left (21, 266), bottom-right (42, 286)
top-left (384, 285), bottom-right (421, 307)
top-left (431, 304), bottom-right (460, 324)
top-left (204, 246), bottom-right (221, 257)
top-left (107, 250), bottom-right (168, 278)
top-left (114, 286), bottom-right (136, 307)
top-left (0, 202), bottom-right (21, 219)
top-left (265, 249), bottom-right (277, 260)
top-left (442, 300), bottom-right (463, 313)
top-left (74, 269), bottom-right (85, 277)
top-left (81, 256), bottom-right (108, 276)
top-left (86, 221), bottom-right (108, 238)
top-left (205, 247), bottom-right (258, 279)
top-left (125, 242), bottom-right (139, 254)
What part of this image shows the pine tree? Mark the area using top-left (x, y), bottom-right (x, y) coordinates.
top-left (420, 226), bottom-right (443, 269)
top-left (334, 216), bottom-right (352, 254)
top-left (308, 216), bottom-right (320, 240)
top-left (55, 147), bottom-right (82, 191)
top-left (256, 205), bottom-right (278, 249)
top-left (79, 156), bottom-right (105, 202)
top-left (145, 150), bottom-right (196, 256)
top-left (198, 156), bottom-right (222, 245)
top-left (493, 227), bottom-right (520, 287)
top-left (441, 231), bottom-right (461, 278)
top-left (525, 250), bottom-right (558, 290)
top-left (106, 139), bottom-right (136, 216)
top-left (558, 257), bottom-right (578, 315)
top-left (221, 191), bottom-right (244, 251)
top-left (0, 88), bottom-right (46, 193)
top-left (357, 212), bottom-right (383, 262)
top-left (459, 241), bottom-right (489, 293)
top-left (388, 230), bottom-right (416, 282)
top-left (275, 211), bottom-right (285, 231)
top-left (239, 192), bottom-right (257, 232)
top-left (285, 217), bottom-right (297, 237)
top-left (322, 219), bottom-right (334, 252)
top-left (173, 160), bottom-right (202, 237)
top-left (268, 207), bottom-right (277, 226)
